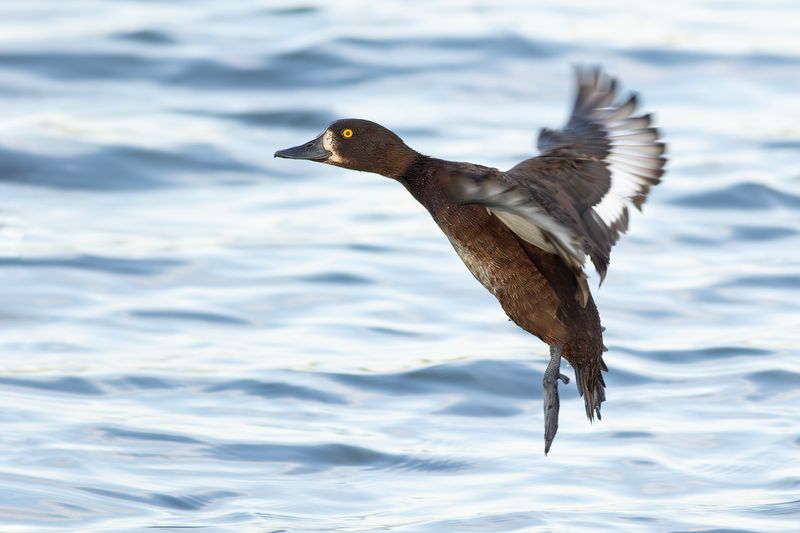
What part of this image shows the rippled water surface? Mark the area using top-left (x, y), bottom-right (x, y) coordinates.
top-left (1, 1), bottom-right (799, 531)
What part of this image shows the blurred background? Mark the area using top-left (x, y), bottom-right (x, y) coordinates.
top-left (0, 1), bottom-right (798, 531)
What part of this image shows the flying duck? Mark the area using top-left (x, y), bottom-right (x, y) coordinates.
top-left (275, 66), bottom-right (666, 453)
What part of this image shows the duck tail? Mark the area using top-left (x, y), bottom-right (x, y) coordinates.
top-left (569, 350), bottom-right (608, 421)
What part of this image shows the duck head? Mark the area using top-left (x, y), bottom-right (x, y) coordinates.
top-left (275, 119), bottom-right (417, 179)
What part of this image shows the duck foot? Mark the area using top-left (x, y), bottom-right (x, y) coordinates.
top-left (543, 343), bottom-right (570, 455)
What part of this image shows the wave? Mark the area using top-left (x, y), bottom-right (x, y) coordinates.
top-left (0, 144), bottom-right (256, 190)
top-left (670, 182), bottom-right (800, 210)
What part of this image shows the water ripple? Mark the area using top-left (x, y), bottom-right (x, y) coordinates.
top-left (112, 29), bottom-right (178, 46)
top-left (671, 183), bottom-right (800, 210)
top-left (208, 442), bottom-right (467, 472)
top-left (0, 255), bottom-right (184, 276)
top-left (97, 426), bottom-right (203, 445)
top-left (616, 346), bottom-right (771, 363)
top-left (730, 225), bottom-right (797, 241)
top-left (717, 275), bottom-right (800, 290)
top-left (0, 376), bottom-right (104, 395)
top-left (205, 379), bottom-right (347, 404)
top-left (0, 51), bottom-right (169, 80)
top-left (186, 109), bottom-right (337, 130)
top-left (0, 144), bottom-right (255, 190)
top-left (330, 360), bottom-right (544, 398)
top-left (623, 47), bottom-right (800, 67)
top-left (78, 487), bottom-right (237, 511)
top-left (131, 310), bottom-right (251, 326)
top-left (749, 499), bottom-right (800, 517)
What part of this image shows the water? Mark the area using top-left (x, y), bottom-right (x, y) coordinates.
top-left (1, 1), bottom-right (799, 531)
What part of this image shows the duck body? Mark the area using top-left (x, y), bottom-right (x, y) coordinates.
top-left (275, 65), bottom-right (665, 452)
top-left (399, 155), bottom-right (607, 419)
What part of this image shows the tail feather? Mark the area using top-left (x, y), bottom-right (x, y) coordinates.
top-left (572, 357), bottom-right (607, 421)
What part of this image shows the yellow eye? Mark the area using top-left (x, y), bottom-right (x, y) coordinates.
top-left (342, 128), bottom-right (353, 138)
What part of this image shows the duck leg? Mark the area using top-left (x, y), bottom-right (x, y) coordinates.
top-left (543, 343), bottom-right (570, 454)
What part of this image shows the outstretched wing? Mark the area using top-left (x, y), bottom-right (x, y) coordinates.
top-left (527, 65), bottom-right (666, 251)
top-left (441, 66), bottom-right (666, 305)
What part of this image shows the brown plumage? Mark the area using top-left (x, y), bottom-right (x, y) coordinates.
top-left (275, 65), bottom-right (666, 453)
top-left (399, 158), bottom-right (608, 424)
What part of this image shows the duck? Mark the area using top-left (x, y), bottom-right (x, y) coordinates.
top-left (275, 66), bottom-right (666, 453)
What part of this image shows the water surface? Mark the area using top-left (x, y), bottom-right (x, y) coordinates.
top-left (1, 1), bottom-right (799, 531)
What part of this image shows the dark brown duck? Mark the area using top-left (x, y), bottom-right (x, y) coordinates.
top-left (275, 66), bottom-right (666, 453)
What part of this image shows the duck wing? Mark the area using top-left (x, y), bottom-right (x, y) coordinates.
top-left (439, 163), bottom-right (594, 306)
top-left (441, 66), bottom-right (666, 303)
top-left (514, 66), bottom-right (666, 275)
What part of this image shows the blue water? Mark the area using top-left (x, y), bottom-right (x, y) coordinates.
top-left (1, 1), bottom-right (799, 531)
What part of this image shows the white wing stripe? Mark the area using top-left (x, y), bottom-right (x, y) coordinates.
top-left (611, 144), bottom-right (665, 157)
top-left (607, 116), bottom-right (651, 130)
top-left (606, 154), bottom-right (664, 169)
top-left (593, 101), bottom-right (664, 226)
top-left (610, 130), bottom-right (658, 143)
top-left (605, 159), bottom-right (662, 181)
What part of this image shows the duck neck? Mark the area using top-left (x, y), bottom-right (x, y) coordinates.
top-left (396, 154), bottom-right (438, 198)
top-left (376, 143), bottom-right (420, 181)
top-left (396, 155), bottom-right (466, 228)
